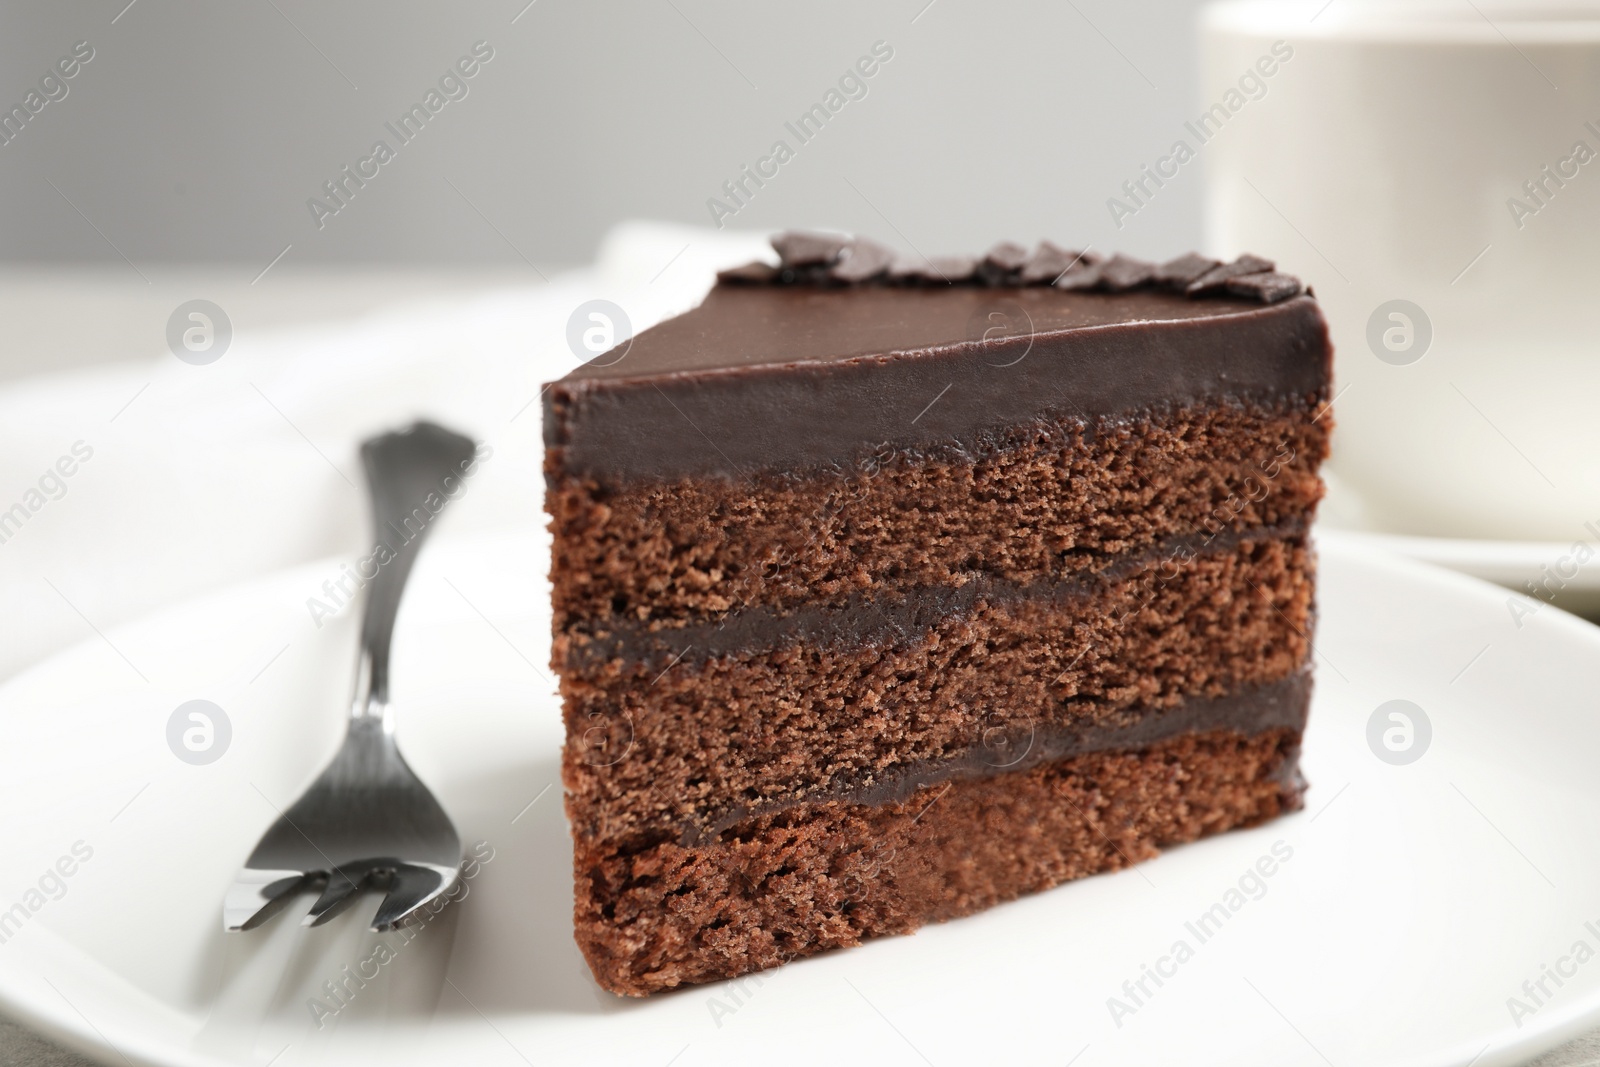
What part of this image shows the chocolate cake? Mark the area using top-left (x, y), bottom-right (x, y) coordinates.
top-left (544, 233), bottom-right (1331, 996)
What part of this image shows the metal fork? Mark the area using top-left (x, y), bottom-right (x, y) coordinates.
top-left (224, 421), bottom-right (475, 932)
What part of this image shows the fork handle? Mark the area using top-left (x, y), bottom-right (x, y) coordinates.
top-left (352, 421), bottom-right (479, 718)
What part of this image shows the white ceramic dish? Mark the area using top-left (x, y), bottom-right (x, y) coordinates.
top-left (1, 530), bottom-right (1599, 1066)
top-left (1325, 526), bottom-right (1600, 619)
top-left (1321, 476), bottom-right (1600, 615)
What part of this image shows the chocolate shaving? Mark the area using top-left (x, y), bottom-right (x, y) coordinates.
top-left (973, 241), bottom-right (1026, 286)
top-left (772, 231), bottom-right (848, 267)
top-left (1053, 260), bottom-right (1104, 291)
top-left (742, 231), bottom-right (1303, 305)
top-left (830, 237), bottom-right (895, 283)
top-left (983, 241), bottom-right (1030, 272)
top-left (1152, 253), bottom-right (1221, 289)
top-left (1020, 241), bottom-right (1090, 284)
top-left (1098, 254), bottom-right (1158, 292)
top-left (1224, 272), bottom-right (1304, 304)
top-left (1186, 254), bottom-right (1276, 296)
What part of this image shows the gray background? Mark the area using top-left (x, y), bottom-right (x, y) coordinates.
top-left (0, 0), bottom-right (1206, 270)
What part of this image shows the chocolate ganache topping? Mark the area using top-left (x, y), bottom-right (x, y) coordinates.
top-left (718, 231), bottom-right (1307, 304)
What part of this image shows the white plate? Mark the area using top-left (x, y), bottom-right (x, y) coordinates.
top-left (1325, 527), bottom-right (1600, 619)
top-left (1, 530), bottom-right (1598, 1066)
top-left (1318, 474), bottom-right (1600, 617)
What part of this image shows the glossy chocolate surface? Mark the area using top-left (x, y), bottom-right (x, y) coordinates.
top-left (545, 284), bottom-right (1331, 483)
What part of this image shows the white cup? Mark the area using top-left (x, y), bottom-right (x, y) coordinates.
top-left (1201, 0), bottom-right (1600, 541)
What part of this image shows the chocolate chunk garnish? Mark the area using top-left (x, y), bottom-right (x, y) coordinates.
top-left (1225, 272), bottom-right (1304, 304)
top-left (1053, 260), bottom-right (1105, 290)
top-left (717, 261), bottom-right (779, 284)
top-left (976, 241), bottom-right (1029, 286)
top-left (772, 231), bottom-right (849, 267)
top-left (983, 241), bottom-right (1029, 272)
top-left (1153, 253), bottom-right (1221, 289)
top-left (744, 233), bottom-right (1300, 303)
top-left (1020, 241), bottom-right (1090, 284)
top-left (830, 237), bottom-right (896, 283)
top-left (1186, 254), bottom-right (1276, 295)
top-left (1098, 254), bottom-right (1158, 292)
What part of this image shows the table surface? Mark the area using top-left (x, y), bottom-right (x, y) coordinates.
top-left (1, 266), bottom-right (1596, 1067)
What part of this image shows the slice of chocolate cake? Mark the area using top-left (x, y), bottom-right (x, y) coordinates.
top-left (545, 233), bottom-right (1331, 996)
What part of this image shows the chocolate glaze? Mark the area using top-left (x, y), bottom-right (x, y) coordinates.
top-left (680, 670), bottom-right (1312, 845)
top-left (547, 233), bottom-right (1329, 484)
top-left (565, 519), bottom-right (1308, 669)
top-left (545, 285), bottom-right (1332, 484)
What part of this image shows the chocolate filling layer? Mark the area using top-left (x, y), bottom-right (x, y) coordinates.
top-left (565, 518), bottom-right (1310, 670)
top-left (656, 671), bottom-right (1310, 846)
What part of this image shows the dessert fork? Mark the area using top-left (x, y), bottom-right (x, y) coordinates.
top-left (224, 421), bottom-right (475, 932)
